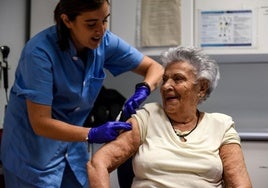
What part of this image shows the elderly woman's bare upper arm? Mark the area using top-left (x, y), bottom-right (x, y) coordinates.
top-left (90, 117), bottom-right (141, 172)
top-left (220, 143), bottom-right (252, 187)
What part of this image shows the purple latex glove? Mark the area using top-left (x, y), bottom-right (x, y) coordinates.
top-left (88, 121), bottom-right (132, 143)
top-left (123, 85), bottom-right (150, 119)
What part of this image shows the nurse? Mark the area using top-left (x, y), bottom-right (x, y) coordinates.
top-left (0, 0), bottom-right (163, 187)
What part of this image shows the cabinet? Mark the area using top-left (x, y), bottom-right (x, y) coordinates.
top-left (241, 141), bottom-right (268, 188)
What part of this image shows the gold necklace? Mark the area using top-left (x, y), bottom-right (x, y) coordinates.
top-left (172, 110), bottom-right (200, 142)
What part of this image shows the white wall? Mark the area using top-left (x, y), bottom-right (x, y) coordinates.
top-left (0, 0), bottom-right (27, 128)
top-left (30, 0), bottom-right (58, 37)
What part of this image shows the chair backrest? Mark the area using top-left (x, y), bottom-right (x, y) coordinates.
top-left (117, 157), bottom-right (134, 188)
top-left (84, 86), bottom-right (126, 127)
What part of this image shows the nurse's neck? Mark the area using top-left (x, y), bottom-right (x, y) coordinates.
top-left (77, 48), bottom-right (88, 64)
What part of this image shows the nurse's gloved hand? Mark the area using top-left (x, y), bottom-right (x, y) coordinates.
top-left (123, 82), bottom-right (151, 119)
top-left (88, 121), bottom-right (132, 143)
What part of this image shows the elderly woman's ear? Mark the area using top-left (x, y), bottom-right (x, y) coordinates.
top-left (197, 79), bottom-right (209, 98)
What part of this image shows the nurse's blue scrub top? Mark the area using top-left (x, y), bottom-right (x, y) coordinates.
top-left (1, 26), bottom-right (143, 187)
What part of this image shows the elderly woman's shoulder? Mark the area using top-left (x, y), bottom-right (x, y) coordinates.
top-left (136, 102), bottom-right (164, 119)
top-left (140, 102), bottom-right (164, 114)
top-left (205, 112), bottom-right (233, 123)
top-left (143, 102), bottom-right (162, 110)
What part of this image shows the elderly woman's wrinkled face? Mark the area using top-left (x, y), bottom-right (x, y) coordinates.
top-left (160, 61), bottom-right (200, 114)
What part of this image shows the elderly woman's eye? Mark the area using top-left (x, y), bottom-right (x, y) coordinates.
top-left (162, 76), bottom-right (168, 83)
top-left (174, 76), bottom-right (184, 82)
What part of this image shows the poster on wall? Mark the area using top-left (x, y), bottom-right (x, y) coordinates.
top-left (137, 0), bottom-right (182, 47)
top-left (198, 10), bottom-right (254, 48)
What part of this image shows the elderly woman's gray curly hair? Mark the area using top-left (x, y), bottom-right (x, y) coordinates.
top-left (160, 46), bottom-right (220, 103)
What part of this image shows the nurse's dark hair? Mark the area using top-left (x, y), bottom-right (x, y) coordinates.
top-left (54, 0), bottom-right (110, 51)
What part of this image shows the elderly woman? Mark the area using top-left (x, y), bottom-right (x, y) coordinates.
top-left (87, 46), bottom-right (252, 188)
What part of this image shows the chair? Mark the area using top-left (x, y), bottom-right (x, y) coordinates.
top-left (117, 157), bottom-right (134, 188)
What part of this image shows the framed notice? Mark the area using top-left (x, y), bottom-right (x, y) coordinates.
top-left (198, 10), bottom-right (254, 48)
top-left (137, 0), bottom-right (182, 47)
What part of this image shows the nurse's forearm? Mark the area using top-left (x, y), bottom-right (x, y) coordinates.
top-left (143, 58), bottom-right (164, 91)
top-left (27, 99), bottom-right (90, 142)
top-left (133, 56), bottom-right (164, 91)
top-left (33, 116), bottom-right (90, 142)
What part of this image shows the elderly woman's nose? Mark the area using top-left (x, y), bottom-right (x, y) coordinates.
top-left (162, 79), bottom-right (174, 89)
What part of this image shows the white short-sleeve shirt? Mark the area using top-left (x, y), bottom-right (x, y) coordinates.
top-left (132, 103), bottom-right (240, 188)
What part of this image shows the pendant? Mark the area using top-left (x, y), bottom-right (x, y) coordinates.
top-left (180, 137), bottom-right (187, 142)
